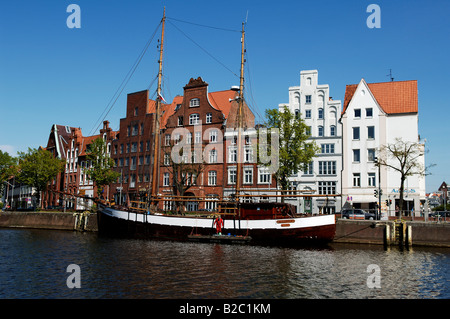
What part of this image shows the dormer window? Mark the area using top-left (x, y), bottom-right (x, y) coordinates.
top-left (190, 98), bottom-right (200, 107)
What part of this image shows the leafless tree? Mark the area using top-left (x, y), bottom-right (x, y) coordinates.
top-left (376, 138), bottom-right (433, 216)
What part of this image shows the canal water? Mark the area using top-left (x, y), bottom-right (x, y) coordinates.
top-left (0, 228), bottom-right (448, 299)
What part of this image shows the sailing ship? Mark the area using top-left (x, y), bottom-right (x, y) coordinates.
top-left (97, 9), bottom-right (336, 245)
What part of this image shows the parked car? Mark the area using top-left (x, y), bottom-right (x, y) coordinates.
top-left (430, 211), bottom-right (450, 218)
top-left (341, 209), bottom-right (376, 220)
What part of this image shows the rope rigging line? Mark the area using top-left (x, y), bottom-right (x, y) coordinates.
top-left (166, 16), bottom-right (241, 33)
top-left (167, 19), bottom-right (239, 78)
top-left (89, 21), bottom-right (162, 136)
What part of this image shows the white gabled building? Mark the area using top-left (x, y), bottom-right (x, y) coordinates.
top-left (340, 79), bottom-right (426, 217)
top-left (279, 70), bottom-right (342, 215)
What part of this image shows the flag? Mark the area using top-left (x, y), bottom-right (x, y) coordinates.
top-left (158, 93), bottom-right (167, 103)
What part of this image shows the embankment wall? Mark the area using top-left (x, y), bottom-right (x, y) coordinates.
top-left (0, 211), bottom-right (98, 232)
top-left (335, 219), bottom-right (450, 248)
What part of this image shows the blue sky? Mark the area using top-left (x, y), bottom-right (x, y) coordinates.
top-left (0, 0), bottom-right (449, 192)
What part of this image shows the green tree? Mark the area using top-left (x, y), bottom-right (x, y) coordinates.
top-left (264, 106), bottom-right (318, 202)
top-left (85, 137), bottom-right (120, 199)
top-left (0, 150), bottom-right (18, 198)
top-left (17, 148), bottom-right (65, 208)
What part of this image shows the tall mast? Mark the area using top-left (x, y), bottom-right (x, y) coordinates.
top-left (151, 7), bottom-right (166, 203)
top-left (235, 22), bottom-right (245, 199)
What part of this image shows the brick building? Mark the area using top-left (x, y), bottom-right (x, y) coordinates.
top-left (158, 77), bottom-right (276, 212)
top-left (43, 121), bottom-right (117, 210)
top-left (109, 89), bottom-right (174, 206)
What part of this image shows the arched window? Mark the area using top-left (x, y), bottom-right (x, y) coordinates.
top-left (189, 98), bottom-right (200, 107)
top-left (294, 92), bottom-right (300, 104)
top-left (330, 125), bottom-right (336, 137)
top-left (318, 108), bottom-right (324, 119)
top-left (318, 126), bottom-right (324, 137)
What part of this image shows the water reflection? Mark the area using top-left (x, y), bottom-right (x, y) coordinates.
top-left (0, 229), bottom-right (448, 299)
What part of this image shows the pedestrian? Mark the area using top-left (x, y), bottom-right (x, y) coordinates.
top-left (214, 216), bottom-right (224, 235)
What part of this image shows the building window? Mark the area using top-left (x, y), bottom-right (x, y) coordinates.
top-left (295, 109), bottom-right (300, 119)
top-left (306, 126), bottom-right (312, 136)
top-left (190, 98), bottom-right (200, 107)
top-left (258, 167), bottom-right (271, 184)
top-left (318, 161), bottom-right (336, 175)
top-left (366, 108), bottom-right (373, 117)
top-left (208, 171), bottom-right (217, 186)
top-left (178, 116), bottom-right (183, 126)
top-left (305, 110), bottom-right (311, 119)
top-left (330, 125), bottom-right (336, 137)
top-left (228, 167), bottom-right (237, 185)
top-left (165, 134), bottom-right (171, 146)
top-left (353, 149), bottom-right (360, 162)
top-left (368, 126), bottom-right (375, 139)
top-left (305, 95), bottom-right (312, 104)
top-left (134, 107), bottom-right (138, 116)
top-left (318, 126), bottom-right (324, 137)
top-left (303, 162), bottom-right (313, 175)
top-left (164, 154), bottom-right (170, 166)
top-left (244, 167), bottom-right (253, 184)
top-left (132, 124), bottom-right (138, 136)
top-left (187, 132), bottom-right (192, 145)
top-left (318, 108), bottom-right (324, 119)
top-left (163, 173), bottom-right (170, 186)
top-left (229, 147), bottom-right (237, 163)
top-left (318, 181), bottom-right (336, 195)
top-left (368, 173), bottom-right (376, 187)
top-left (206, 112), bottom-right (212, 124)
top-left (353, 127), bottom-right (360, 140)
top-left (244, 147), bottom-right (253, 163)
top-left (209, 149), bottom-right (218, 163)
top-left (205, 195), bottom-right (219, 211)
top-left (353, 173), bottom-right (361, 187)
top-left (163, 200), bottom-right (174, 211)
top-left (368, 149), bottom-right (376, 162)
top-left (209, 130), bottom-right (218, 143)
top-left (174, 133), bottom-right (180, 145)
top-left (354, 109), bottom-right (361, 118)
top-left (189, 113), bottom-right (200, 125)
top-left (189, 132), bottom-right (199, 145)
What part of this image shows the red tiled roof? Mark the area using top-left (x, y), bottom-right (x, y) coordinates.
top-left (208, 90), bottom-right (238, 119)
top-left (343, 80), bottom-right (418, 115)
top-left (155, 90), bottom-right (238, 129)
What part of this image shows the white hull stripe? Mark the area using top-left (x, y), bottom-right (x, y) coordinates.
top-left (101, 208), bottom-right (335, 230)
